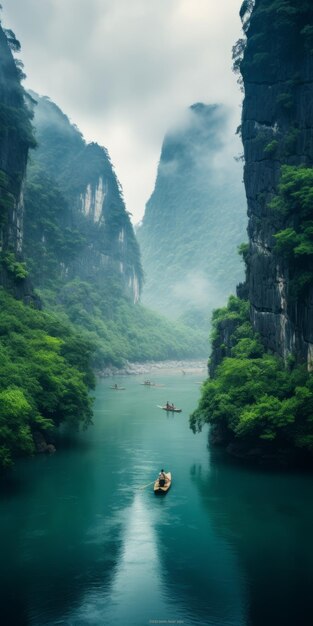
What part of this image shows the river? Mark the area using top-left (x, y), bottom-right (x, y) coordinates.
top-left (1, 370), bottom-right (313, 626)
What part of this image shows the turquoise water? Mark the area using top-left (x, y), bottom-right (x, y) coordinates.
top-left (1, 371), bottom-right (313, 626)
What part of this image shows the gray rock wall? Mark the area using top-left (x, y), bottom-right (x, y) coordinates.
top-left (0, 25), bottom-right (37, 303)
top-left (241, 0), bottom-right (313, 367)
top-left (0, 25), bottom-right (29, 254)
top-left (27, 96), bottom-right (143, 303)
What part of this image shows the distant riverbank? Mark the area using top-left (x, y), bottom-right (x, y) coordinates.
top-left (97, 359), bottom-right (207, 377)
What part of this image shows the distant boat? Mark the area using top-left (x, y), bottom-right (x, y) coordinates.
top-left (109, 386), bottom-right (125, 390)
top-left (154, 471), bottom-right (172, 494)
top-left (157, 405), bottom-right (182, 413)
top-left (140, 381), bottom-right (164, 387)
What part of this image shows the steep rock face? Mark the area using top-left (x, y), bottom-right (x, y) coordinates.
top-left (138, 103), bottom-right (247, 322)
top-left (0, 24), bottom-right (35, 298)
top-left (240, 0), bottom-right (313, 366)
top-left (0, 26), bottom-right (27, 252)
top-left (25, 94), bottom-right (142, 302)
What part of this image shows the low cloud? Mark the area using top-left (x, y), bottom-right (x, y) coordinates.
top-left (2, 0), bottom-right (243, 220)
top-left (172, 272), bottom-right (227, 312)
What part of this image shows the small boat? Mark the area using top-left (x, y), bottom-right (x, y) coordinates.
top-left (140, 381), bottom-right (156, 386)
top-left (154, 471), bottom-right (172, 494)
top-left (157, 405), bottom-right (182, 413)
top-left (109, 386), bottom-right (125, 390)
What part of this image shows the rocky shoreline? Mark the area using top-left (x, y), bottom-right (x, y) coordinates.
top-left (97, 359), bottom-right (207, 378)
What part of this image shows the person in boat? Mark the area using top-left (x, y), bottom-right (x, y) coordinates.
top-left (158, 469), bottom-right (167, 487)
top-left (114, 383), bottom-right (118, 389)
top-left (166, 401), bottom-right (170, 409)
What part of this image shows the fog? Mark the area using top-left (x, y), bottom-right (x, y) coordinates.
top-left (2, 0), bottom-right (243, 221)
top-left (172, 271), bottom-right (227, 312)
top-left (138, 101), bottom-right (247, 320)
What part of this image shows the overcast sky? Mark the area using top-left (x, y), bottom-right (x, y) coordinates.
top-left (2, 0), bottom-right (243, 221)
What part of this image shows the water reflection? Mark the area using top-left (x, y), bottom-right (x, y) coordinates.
top-left (192, 446), bottom-right (313, 626)
top-left (0, 438), bottom-right (126, 626)
top-left (72, 493), bottom-right (179, 625)
top-left (153, 460), bottom-right (247, 626)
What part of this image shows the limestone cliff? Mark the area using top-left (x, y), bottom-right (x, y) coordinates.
top-left (25, 94), bottom-right (142, 302)
top-left (240, 0), bottom-right (313, 367)
top-left (0, 24), bottom-right (37, 298)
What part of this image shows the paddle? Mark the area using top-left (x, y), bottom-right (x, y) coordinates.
top-left (139, 480), bottom-right (156, 490)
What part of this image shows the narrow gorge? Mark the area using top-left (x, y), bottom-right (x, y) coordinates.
top-left (0, 19), bottom-right (206, 469)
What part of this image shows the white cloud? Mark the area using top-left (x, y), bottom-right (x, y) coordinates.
top-left (2, 0), bottom-right (243, 221)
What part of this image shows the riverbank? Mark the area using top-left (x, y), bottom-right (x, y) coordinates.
top-left (97, 359), bottom-right (207, 377)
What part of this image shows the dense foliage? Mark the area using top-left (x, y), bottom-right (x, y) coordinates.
top-left (272, 165), bottom-right (313, 298)
top-left (40, 279), bottom-right (208, 367)
top-left (0, 288), bottom-right (94, 469)
top-left (24, 168), bottom-right (85, 286)
top-left (0, 23), bottom-right (95, 471)
top-left (24, 163), bottom-right (206, 364)
top-left (23, 93), bottom-right (206, 364)
top-left (191, 296), bottom-right (313, 456)
top-left (0, 26), bottom-right (207, 472)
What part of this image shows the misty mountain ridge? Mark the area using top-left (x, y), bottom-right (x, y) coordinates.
top-left (137, 102), bottom-right (247, 324)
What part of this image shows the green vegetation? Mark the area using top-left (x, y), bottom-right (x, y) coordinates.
top-left (40, 279), bottom-right (208, 368)
top-left (271, 165), bottom-right (313, 298)
top-left (203, 2), bottom-right (313, 464)
top-left (0, 288), bottom-right (94, 469)
top-left (0, 26), bottom-right (96, 472)
top-left (0, 37), bottom-right (207, 472)
top-left (2, 251), bottom-right (28, 280)
top-left (24, 168), bottom-right (85, 286)
top-left (23, 93), bottom-right (205, 366)
top-left (0, 170), bottom-right (15, 231)
top-left (238, 242), bottom-right (249, 263)
top-left (191, 296), bottom-right (313, 455)
top-left (24, 163), bottom-right (206, 365)
top-left (263, 140), bottom-right (279, 155)
top-left (276, 92), bottom-right (294, 111)
top-left (192, 163), bottom-right (313, 453)
top-left (283, 127), bottom-right (300, 156)
top-left (0, 102), bottom-right (36, 149)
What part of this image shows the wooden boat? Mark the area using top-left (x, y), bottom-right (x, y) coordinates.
top-left (109, 386), bottom-right (125, 390)
top-left (154, 471), bottom-right (172, 494)
top-left (157, 405), bottom-right (182, 413)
